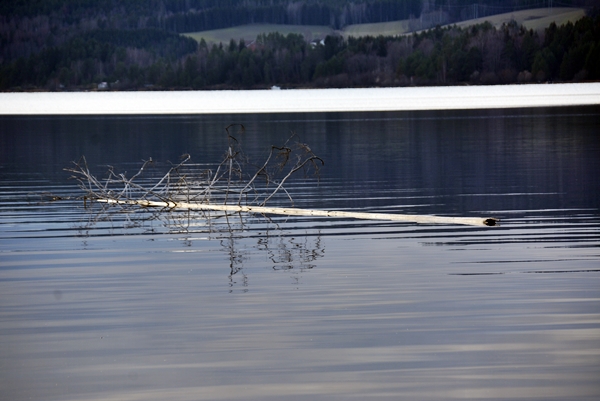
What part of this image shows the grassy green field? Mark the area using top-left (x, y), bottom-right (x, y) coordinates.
top-left (183, 24), bottom-right (335, 45)
top-left (449, 7), bottom-right (585, 31)
top-left (182, 7), bottom-right (586, 45)
top-left (340, 19), bottom-right (412, 38)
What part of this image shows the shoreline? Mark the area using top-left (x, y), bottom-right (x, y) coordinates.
top-left (1, 83), bottom-right (599, 115)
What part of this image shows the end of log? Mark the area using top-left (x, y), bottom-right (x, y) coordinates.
top-left (483, 218), bottom-right (499, 226)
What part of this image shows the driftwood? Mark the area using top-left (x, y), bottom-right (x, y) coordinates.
top-left (67, 126), bottom-right (498, 228)
top-left (97, 198), bottom-right (497, 226)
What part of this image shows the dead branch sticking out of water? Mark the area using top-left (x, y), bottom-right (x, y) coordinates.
top-left (66, 126), bottom-right (497, 227)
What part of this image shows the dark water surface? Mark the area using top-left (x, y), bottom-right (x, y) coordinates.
top-left (1, 107), bottom-right (599, 400)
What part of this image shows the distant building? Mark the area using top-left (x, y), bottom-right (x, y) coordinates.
top-left (310, 39), bottom-right (325, 48)
top-left (98, 82), bottom-right (108, 90)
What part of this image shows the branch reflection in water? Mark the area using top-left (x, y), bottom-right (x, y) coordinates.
top-left (66, 125), bottom-right (326, 290)
top-left (222, 224), bottom-right (324, 293)
top-left (71, 164), bottom-right (325, 292)
top-left (75, 199), bottom-right (325, 292)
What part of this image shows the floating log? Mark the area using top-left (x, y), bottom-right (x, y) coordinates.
top-left (97, 198), bottom-right (498, 227)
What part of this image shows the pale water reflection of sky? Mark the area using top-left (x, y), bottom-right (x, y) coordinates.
top-left (1, 83), bottom-right (599, 115)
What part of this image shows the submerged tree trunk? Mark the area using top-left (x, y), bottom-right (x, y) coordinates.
top-left (98, 198), bottom-right (498, 227)
top-left (69, 131), bottom-right (498, 229)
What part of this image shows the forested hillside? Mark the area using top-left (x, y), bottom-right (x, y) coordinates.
top-left (1, 0), bottom-right (589, 63)
top-left (1, 0), bottom-right (598, 90)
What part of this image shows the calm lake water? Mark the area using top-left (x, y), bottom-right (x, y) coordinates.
top-left (1, 107), bottom-right (599, 400)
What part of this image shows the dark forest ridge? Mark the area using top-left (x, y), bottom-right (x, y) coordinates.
top-left (2, 0), bottom-right (547, 29)
top-left (1, 0), bottom-right (591, 62)
top-left (1, 1), bottom-right (598, 91)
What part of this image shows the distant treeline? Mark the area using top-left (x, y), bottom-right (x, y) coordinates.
top-left (1, 0), bottom-right (591, 64)
top-left (0, 29), bottom-right (197, 89)
top-left (2, 14), bottom-right (599, 91)
top-left (155, 0), bottom-right (423, 32)
top-left (1, 0), bottom-right (545, 30)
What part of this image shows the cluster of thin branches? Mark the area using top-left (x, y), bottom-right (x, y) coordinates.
top-left (217, 124), bottom-right (323, 207)
top-left (65, 125), bottom-right (323, 225)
